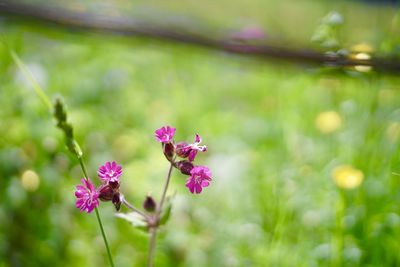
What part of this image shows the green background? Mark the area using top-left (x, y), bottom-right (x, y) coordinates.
top-left (1, 0), bottom-right (400, 266)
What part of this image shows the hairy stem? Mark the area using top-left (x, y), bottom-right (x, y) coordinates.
top-left (78, 157), bottom-right (115, 267)
top-left (147, 227), bottom-right (158, 267)
top-left (147, 162), bottom-right (174, 267)
top-left (122, 197), bottom-right (148, 218)
top-left (158, 163), bottom-right (174, 214)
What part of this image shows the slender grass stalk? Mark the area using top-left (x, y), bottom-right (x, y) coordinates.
top-left (10, 51), bottom-right (53, 111)
top-left (10, 50), bottom-right (115, 267)
top-left (147, 162), bottom-right (174, 267)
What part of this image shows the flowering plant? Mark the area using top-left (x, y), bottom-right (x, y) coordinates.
top-left (54, 99), bottom-right (212, 267)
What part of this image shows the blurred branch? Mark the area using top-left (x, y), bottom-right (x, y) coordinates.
top-left (1, 0), bottom-right (400, 72)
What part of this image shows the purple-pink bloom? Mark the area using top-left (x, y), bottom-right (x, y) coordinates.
top-left (75, 178), bottom-right (100, 213)
top-left (185, 166), bottom-right (212, 194)
top-left (185, 134), bottom-right (207, 162)
top-left (155, 126), bottom-right (176, 143)
top-left (232, 26), bottom-right (266, 40)
top-left (97, 161), bottom-right (122, 184)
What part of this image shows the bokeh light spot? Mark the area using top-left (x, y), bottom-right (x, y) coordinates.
top-left (315, 111), bottom-right (342, 134)
top-left (332, 165), bottom-right (364, 189)
top-left (21, 170), bottom-right (40, 192)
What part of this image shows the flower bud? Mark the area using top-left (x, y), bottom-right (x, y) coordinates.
top-left (177, 160), bottom-right (194, 175)
top-left (112, 193), bottom-right (122, 211)
top-left (109, 180), bottom-right (120, 189)
top-left (143, 195), bottom-right (156, 212)
top-left (98, 184), bottom-right (114, 201)
top-left (175, 142), bottom-right (190, 158)
top-left (163, 142), bottom-right (175, 160)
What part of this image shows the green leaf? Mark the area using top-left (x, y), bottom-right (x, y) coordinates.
top-left (116, 212), bottom-right (148, 232)
top-left (159, 197), bottom-right (173, 226)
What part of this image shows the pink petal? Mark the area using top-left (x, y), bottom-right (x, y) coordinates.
top-left (195, 134), bottom-right (201, 143)
top-left (106, 162), bottom-right (111, 171)
top-left (188, 150), bottom-right (197, 162)
top-left (195, 184), bottom-right (202, 194)
top-left (201, 181), bottom-right (210, 187)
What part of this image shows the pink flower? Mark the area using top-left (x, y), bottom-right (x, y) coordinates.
top-left (185, 134), bottom-right (207, 162)
top-left (97, 161), bottom-right (122, 184)
top-left (186, 166), bottom-right (212, 194)
top-left (155, 126), bottom-right (176, 143)
top-left (232, 26), bottom-right (266, 40)
top-left (75, 178), bottom-right (100, 213)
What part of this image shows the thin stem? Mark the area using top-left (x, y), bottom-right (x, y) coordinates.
top-left (78, 156), bottom-right (90, 180)
top-left (95, 207), bottom-right (115, 267)
top-left (147, 162), bottom-right (174, 267)
top-left (157, 163), bottom-right (174, 216)
top-left (147, 227), bottom-right (157, 267)
top-left (77, 156), bottom-right (115, 267)
top-left (122, 197), bottom-right (148, 218)
top-left (10, 51), bottom-right (53, 111)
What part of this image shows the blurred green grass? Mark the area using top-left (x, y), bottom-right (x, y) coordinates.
top-left (1, 1), bottom-right (400, 266)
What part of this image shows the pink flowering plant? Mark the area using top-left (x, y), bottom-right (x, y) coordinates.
top-left (53, 99), bottom-right (212, 267)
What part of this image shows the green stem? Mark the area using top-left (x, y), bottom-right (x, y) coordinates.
top-left (95, 207), bottom-right (115, 267)
top-left (78, 156), bottom-right (115, 267)
top-left (78, 156), bottom-right (90, 179)
top-left (10, 51), bottom-right (53, 111)
top-left (147, 227), bottom-right (158, 267)
top-left (157, 163), bottom-right (174, 215)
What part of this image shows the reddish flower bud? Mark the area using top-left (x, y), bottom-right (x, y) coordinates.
top-left (175, 142), bottom-right (190, 158)
top-left (98, 184), bottom-right (114, 201)
top-left (143, 195), bottom-right (156, 212)
top-left (177, 160), bottom-right (194, 175)
top-left (163, 142), bottom-right (175, 160)
top-left (112, 193), bottom-right (122, 211)
top-left (109, 180), bottom-right (120, 189)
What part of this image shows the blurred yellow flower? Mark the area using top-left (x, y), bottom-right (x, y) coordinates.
top-left (21, 169), bottom-right (40, 192)
top-left (332, 165), bottom-right (364, 189)
top-left (350, 43), bottom-right (373, 72)
top-left (353, 53), bottom-right (372, 72)
top-left (315, 111), bottom-right (342, 134)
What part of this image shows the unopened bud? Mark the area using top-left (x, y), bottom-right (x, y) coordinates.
top-left (143, 195), bottom-right (156, 212)
top-left (175, 142), bottom-right (190, 158)
top-left (112, 193), bottom-right (122, 211)
top-left (163, 142), bottom-right (175, 160)
top-left (109, 180), bottom-right (120, 189)
top-left (99, 185), bottom-right (114, 201)
top-left (177, 160), bottom-right (194, 175)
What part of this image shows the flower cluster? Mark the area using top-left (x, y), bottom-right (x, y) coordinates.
top-left (75, 126), bottom-right (212, 214)
top-left (155, 126), bottom-right (212, 194)
top-left (75, 161), bottom-right (123, 213)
